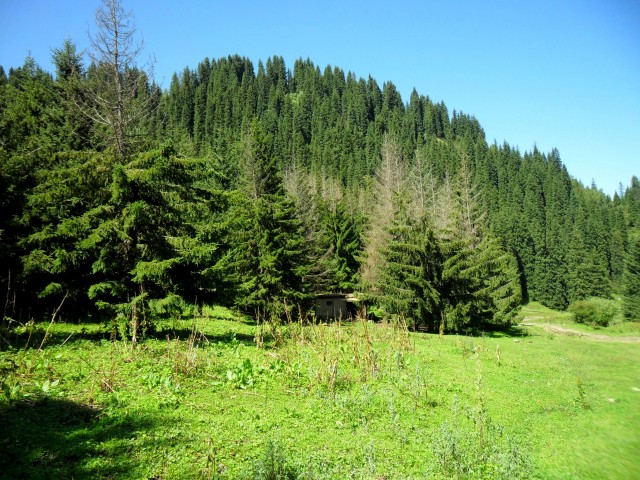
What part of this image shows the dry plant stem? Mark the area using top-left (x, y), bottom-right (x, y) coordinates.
top-left (38, 291), bottom-right (69, 351)
top-left (60, 332), bottom-right (74, 347)
top-left (255, 312), bottom-right (264, 348)
top-left (2, 268), bottom-right (10, 322)
top-left (475, 353), bottom-right (485, 452)
top-left (80, 353), bottom-right (117, 393)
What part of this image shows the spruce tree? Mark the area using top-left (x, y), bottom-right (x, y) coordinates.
top-left (360, 135), bottom-right (405, 296)
top-left (20, 151), bottom-right (112, 317)
top-left (229, 120), bottom-right (312, 320)
top-left (324, 201), bottom-right (362, 292)
top-left (82, 146), bottom-right (223, 340)
top-left (481, 237), bottom-right (522, 327)
top-left (84, 0), bottom-right (154, 160)
top-left (622, 235), bottom-right (640, 321)
top-left (379, 197), bottom-right (441, 331)
top-left (435, 161), bottom-right (521, 331)
top-left (283, 163), bottom-right (336, 294)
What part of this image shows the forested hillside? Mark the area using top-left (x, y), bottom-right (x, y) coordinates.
top-left (2, 10), bottom-right (639, 336)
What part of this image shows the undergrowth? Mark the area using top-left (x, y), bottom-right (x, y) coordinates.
top-left (1, 306), bottom-right (639, 478)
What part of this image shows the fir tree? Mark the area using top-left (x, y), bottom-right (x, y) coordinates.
top-left (379, 197), bottom-right (441, 331)
top-left (82, 146), bottom-right (222, 340)
top-left (622, 235), bottom-right (640, 321)
top-left (229, 120), bottom-right (312, 320)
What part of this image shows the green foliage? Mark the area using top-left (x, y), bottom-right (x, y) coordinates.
top-left (435, 164), bottom-right (522, 332)
top-left (431, 398), bottom-right (531, 479)
top-left (480, 238), bottom-right (523, 327)
top-left (379, 199), bottom-right (441, 331)
top-left (0, 47), bottom-right (633, 335)
top-left (228, 121), bottom-right (312, 319)
top-left (622, 235), bottom-right (640, 321)
top-left (15, 146), bottom-right (227, 335)
top-left (322, 201), bottom-right (363, 292)
top-left (240, 441), bottom-right (301, 480)
top-left (84, 147), bottom-right (228, 337)
top-left (569, 297), bottom-right (620, 327)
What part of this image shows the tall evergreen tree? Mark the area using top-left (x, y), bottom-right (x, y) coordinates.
top-left (324, 200), bottom-right (362, 292)
top-left (435, 161), bottom-right (521, 331)
top-left (228, 120), bottom-right (312, 319)
top-left (83, 146), bottom-right (223, 340)
top-left (379, 197), bottom-right (441, 330)
top-left (20, 151), bottom-right (113, 317)
top-left (622, 235), bottom-right (640, 321)
top-left (283, 164), bottom-right (336, 293)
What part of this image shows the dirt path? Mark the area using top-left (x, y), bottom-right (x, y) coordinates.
top-left (520, 319), bottom-right (640, 344)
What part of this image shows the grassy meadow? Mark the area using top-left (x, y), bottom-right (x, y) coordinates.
top-left (1, 304), bottom-right (639, 479)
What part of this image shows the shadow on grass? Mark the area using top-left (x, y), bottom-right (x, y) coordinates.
top-left (459, 324), bottom-right (531, 339)
top-left (414, 324), bottom-right (531, 339)
top-left (0, 325), bottom-right (111, 352)
top-left (150, 326), bottom-right (257, 347)
top-left (481, 325), bottom-right (531, 338)
top-left (0, 397), bottom-right (159, 479)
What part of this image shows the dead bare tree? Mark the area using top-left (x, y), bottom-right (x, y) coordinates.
top-left (85, 0), bottom-right (154, 160)
top-left (360, 134), bottom-right (406, 292)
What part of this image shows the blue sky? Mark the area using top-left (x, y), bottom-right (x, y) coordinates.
top-left (1, 0), bottom-right (638, 196)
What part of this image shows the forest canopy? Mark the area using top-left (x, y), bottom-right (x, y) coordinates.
top-left (1, 1), bottom-right (639, 339)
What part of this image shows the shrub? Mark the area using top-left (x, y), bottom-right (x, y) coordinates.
top-left (568, 297), bottom-right (619, 327)
top-left (241, 441), bottom-right (301, 480)
top-left (430, 398), bottom-right (532, 479)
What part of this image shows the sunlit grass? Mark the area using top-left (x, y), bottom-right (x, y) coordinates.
top-left (520, 301), bottom-right (640, 336)
top-left (1, 307), bottom-right (639, 478)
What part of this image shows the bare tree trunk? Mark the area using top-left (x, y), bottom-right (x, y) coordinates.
top-left (360, 134), bottom-right (406, 292)
top-left (84, 0), bottom-right (152, 160)
top-left (131, 295), bottom-right (138, 345)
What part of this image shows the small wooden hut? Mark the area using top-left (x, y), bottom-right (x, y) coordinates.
top-left (314, 293), bottom-right (357, 320)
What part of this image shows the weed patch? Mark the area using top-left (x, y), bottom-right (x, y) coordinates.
top-left (1, 306), bottom-right (639, 478)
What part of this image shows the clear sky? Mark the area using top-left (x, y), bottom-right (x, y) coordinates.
top-left (1, 0), bottom-right (638, 196)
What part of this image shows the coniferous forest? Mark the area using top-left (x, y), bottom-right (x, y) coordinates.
top-left (2, 1), bottom-right (640, 341)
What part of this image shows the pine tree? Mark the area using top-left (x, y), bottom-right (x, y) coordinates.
top-left (622, 235), bottom-right (640, 321)
top-left (229, 120), bottom-right (312, 320)
top-left (379, 197), bottom-right (441, 330)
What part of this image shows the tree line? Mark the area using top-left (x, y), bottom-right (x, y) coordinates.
top-left (1, 0), bottom-right (639, 339)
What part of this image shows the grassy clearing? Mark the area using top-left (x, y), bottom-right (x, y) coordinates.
top-left (519, 301), bottom-right (640, 336)
top-left (1, 307), bottom-right (639, 479)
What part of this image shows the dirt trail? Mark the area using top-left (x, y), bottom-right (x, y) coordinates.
top-left (520, 318), bottom-right (640, 344)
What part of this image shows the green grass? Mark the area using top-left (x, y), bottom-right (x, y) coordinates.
top-left (1, 307), bottom-right (639, 479)
top-left (519, 301), bottom-right (640, 336)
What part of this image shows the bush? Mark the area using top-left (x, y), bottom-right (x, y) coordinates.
top-left (241, 441), bottom-right (301, 480)
top-left (430, 398), bottom-right (532, 479)
top-left (568, 297), bottom-right (619, 327)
